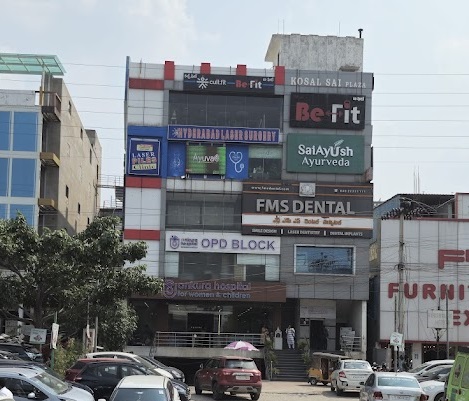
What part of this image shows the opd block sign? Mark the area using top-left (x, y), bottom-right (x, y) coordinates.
top-left (286, 134), bottom-right (364, 174)
top-left (183, 73), bottom-right (275, 94)
top-left (290, 93), bottom-right (366, 130)
top-left (128, 138), bottom-right (161, 176)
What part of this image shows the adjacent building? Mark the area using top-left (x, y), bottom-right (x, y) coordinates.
top-left (123, 34), bottom-right (374, 358)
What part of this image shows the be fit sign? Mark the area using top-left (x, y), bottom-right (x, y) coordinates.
top-left (183, 73), bottom-right (275, 94)
top-left (290, 93), bottom-right (366, 130)
top-left (165, 231), bottom-right (281, 255)
top-left (287, 134), bottom-right (364, 174)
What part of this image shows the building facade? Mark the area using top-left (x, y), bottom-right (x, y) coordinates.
top-left (123, 34), bottom-right (374, 357)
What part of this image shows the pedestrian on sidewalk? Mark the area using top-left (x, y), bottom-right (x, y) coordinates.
top-left (285, 325), bottom-right (296, 349)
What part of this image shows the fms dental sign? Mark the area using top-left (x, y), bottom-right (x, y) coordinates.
top-left (165, 231), bottom-right (281, 255)
top-left (287, 134), bottom-right (364, 174)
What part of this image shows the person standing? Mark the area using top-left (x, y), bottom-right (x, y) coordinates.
top-left (285, 325), bottom-right (296, 349)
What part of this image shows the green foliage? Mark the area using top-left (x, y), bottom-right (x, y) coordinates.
top-left (52, 338), bottom-right (84, 378)
top-left (0, 214), bottom-right (162, 343)
top-left (99, 300), bottom-right (138, 351)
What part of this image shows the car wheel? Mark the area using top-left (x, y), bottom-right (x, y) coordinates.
top-left (434, 393), bottom-right (445, 401)
top-left (250, 392), bottom-right (261, 401)
top-left (194, 378), bottom-right (202, 395)
top-left (309, 377), bottom-right (318, 385)
top-left (212, 382), bottom-right (223, 400)
top-left (336, 384), bottom-right (344, 396)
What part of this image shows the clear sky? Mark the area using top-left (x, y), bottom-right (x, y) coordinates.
top-left (2, 0), bottom-right (469, 204)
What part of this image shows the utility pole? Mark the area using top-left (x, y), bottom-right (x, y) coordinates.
top-left (397, 211), bottom-right (405, 371)
top-left (446, 295), bottom-right (450, 358)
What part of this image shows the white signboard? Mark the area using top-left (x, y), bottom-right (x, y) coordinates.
top-left (51, 323), bottom-right (59, 349)
top-left (428, 310), bottom-right (454, 329)
top-left (166, 231), bottom-right (281, 255)
top-left (30, 328), bottom-right (47, 344)
top-left (390, 332), bottom-right (403, 347)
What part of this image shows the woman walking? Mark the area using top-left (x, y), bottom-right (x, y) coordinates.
top-left (285, 325), bottom-right (296, 349)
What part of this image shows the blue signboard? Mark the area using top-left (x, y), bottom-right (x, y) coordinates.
top-left (128, 138), bottom-right (161, 176)
top-left (168, 125), bottom-right (280, 144)
top-left (167, 142), bottom-right (186, 177)
top-left (226, 144), bottom-right (248, 179)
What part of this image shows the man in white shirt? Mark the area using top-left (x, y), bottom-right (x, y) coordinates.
top-left (0, 378), bottom-right (13, 398)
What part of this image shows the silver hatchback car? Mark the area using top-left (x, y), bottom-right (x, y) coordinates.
top-left (331, 359), bottom-right (373, 395)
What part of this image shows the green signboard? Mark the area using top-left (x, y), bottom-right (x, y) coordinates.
top-left (186, 145), bottom-right (226, 175)
top-left (286, 134), bottom-right (364, 174)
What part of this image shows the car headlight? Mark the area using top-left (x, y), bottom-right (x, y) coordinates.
top-left (422, 385), bottom-right (439, 392)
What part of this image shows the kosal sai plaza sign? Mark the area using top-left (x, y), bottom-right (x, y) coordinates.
top-left (165, 231), bottom-right (281, 255)
top-left (290, 93), bottom-right (366, 130)
top-left (287, 134), bottom-right (364, 174)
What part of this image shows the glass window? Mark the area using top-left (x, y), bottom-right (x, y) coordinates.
top-left (248, 146), bottom-right (282, 180)
top-left (11, 159), bottom-right (36, 197)
top-left (13, 112), bottom-right (38, 151)
top-left (10, 204), bottom-right (34, 226)
top-left (179, 252), bottom-right (235, 281)
top-left (169, 92), bottom-right (283, 129)
top-left (0, 111), bottom-right (10, 150)
top-left (295, 245), bottom-right (355, 275)
top-left (0, 204), bottom-right (6, 220)
top-left (0, 158), bottom-right (8, 196)
top-left (112, 388), bottom-right (168, 401)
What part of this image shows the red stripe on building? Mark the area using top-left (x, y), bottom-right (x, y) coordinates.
top-left (275, 66), bottom-right (285, 85)
top-left (124, 229), bottom-right (160, 241)
top-left (164, 61), bottom-right (175, 80)
top-left (236, 64), bottom-right (247, 75)
top-left (125, 176), bottom-right (162, 189)
top-left (200, 63), bottom-right (211, 74)
top-left (128, 78), bottom-right (164, 90)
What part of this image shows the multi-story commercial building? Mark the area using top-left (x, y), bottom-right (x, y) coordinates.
top-left (123, 34), bottom-right (374, 359)
top-left (371, 193), bottom-right (469, 368)
top-left (0, 53), bottom-right (101, 234)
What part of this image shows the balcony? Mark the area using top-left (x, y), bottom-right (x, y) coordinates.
top-left (38, 198), bottom-right (57, 212)
top-left (40, 152), bottom-right (60, 167)
top-left (41, 92), bottom-right (61, 122)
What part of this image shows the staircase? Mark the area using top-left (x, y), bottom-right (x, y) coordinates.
top-left (272, 349), bottom-right (309, 382)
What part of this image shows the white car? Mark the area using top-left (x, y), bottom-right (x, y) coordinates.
top-left (420, 377), bottom-right (446, 401)
top-left (407, 359), bottom-right (454, 376)
top-left (331, 359), bottom-right (373, 395)
top-left (85, 351), bottom-right (174, 379)
top-left (106, 374), bottom-right (180, 401)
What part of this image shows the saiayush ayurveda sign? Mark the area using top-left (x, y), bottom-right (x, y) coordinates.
top-left (286, 133), bottom-right (365, 174)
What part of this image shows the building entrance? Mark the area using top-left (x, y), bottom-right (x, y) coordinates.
top-left (310, 320), bottom-right (328, 350)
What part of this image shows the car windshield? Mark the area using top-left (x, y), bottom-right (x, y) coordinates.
top-left (408, 362), bottom-right (431, 373)
top-left (343, 361), bottom-right (370, 369)
top-left (112, 388), bottom-right (168, 401)
top-left (29, 371), bottom-right (70, 394)
top-left (225, 360), bottom-right (257, 369)
top-left (378, 376), bottom-right (420, 388)
top-left (141, 356), bottom-right (166, 369)
top-left (132, 355), bottom-right (159, 371)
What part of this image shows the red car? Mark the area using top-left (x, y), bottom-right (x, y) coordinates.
top-left (194, 356), bottom-right (262, 400)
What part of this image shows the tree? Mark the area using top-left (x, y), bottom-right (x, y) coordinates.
top-left (0, 214), bottom-right (162, 335)
top-left (99, 300), bottom-right (138, 351)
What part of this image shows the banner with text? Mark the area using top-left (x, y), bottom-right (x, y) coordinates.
top-left (183, 73), bottom-right (275, 94)
top-left (128, 138), bottom-right (161, 176)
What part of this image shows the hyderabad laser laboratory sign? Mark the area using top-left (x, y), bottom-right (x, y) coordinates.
top-left (286, 134), bottom-right (364, 174)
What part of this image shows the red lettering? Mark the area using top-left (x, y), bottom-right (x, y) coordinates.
top-left (438, 249), bottom-right (465, 269)
top-left (464, 310), bottom-right (469, 326)
top-left (388, 283), bottom-right (399, 298)
top-left (295, 102), bottom-right (310, 121)
top-left (310, 107), bottom-right (325, 122)
top-left (423, 284), bottom-right (436, 299)
top-left (404, 283), bottom-right (418, 299)
top-left (235, 80), bottom-right (248, 88)
top-left (453, 310), bottom-right (461, 326)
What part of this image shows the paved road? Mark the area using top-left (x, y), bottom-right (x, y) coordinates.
top-left (189, 381), bottom-right (360, 401)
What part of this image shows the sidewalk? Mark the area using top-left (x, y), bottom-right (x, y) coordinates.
top-left (255, 380), bottom-right (316, 394)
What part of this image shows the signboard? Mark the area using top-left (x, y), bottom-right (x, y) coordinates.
top-left (286, 134), bottom-right (364, 174)
top-left (286, 71), bottom-right (373, 90)
top-left (390, 332), bottom-right (403, 347)
top-left (166, 231), bottom-right (281, 255)
top-left (428, 310), bottom-right (454, 329)
top-left (158, 279), bottom-right (286, 303)
top-left (290, 93), bottom-right (366, 130)
top-left (168, 125), bottom-right (280, 144)
top-left (186, 144), bottom-right (226, 175)
top-left (242, 181), bottom-right (373, 237)
top-left (295, 245), bottom-right (354, 275)
top-left (29, 328), bottom-right (47, 344)
top-left (51, 323), bottom-right (59, 350)
top-left (183, 73), bottom-right (275, 94)
top-left (128, 138), bottom-right (161, 176)
top-left (226, 145), bottom-right (248, 180)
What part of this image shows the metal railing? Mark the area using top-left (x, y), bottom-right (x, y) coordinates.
top-left (340, 335), bottom-right (362, 354)
top-left (151, 331), bottom-right (263, 349)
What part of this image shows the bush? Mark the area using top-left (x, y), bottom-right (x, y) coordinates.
top-left (51, 338), bottom-right (84, 378)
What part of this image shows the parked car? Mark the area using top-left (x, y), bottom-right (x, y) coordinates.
top-left (65, 358), bottom-right (190, 401)
top-left (415, 364), bottom-right (452, 382)
top-left (359, 372), bottom-right (428, 401)
top-left (85, 352), bottom-right (173, 379)
top-left (0, 351), bottom-right (21, 360)
top-left (0, 343), bottom-right (33, 361)
top-left (446, 348), bottom-right (469, 401)
top-left (194, 356), bottom-right (262, 400)
top-left (0, 366), bottom-right (94, 401)
top-left (139, 355), bottom-right (185, 382)
top-left (420, 376), bottom-right (447, 401)
top-left (407, 359), bottom-right (455, 376)
top-left (330, 359), bottom-right (373, 395)
top-left (107, 375), bottom-right (179, 401)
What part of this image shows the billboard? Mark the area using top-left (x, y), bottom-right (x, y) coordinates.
top-left (290, 93), bottom-right (366, 130)
top-left (168, 125), bottom-right (280, 144)
top-left (294, 245), bottom-right (355, 275)
top-left (128, 138), bottom-right (161, 176)
top-left (242, 181), bottom-right (373, 237)
top-left (186, 144), bottom-right (226, 175)
top-left (183, 73), bottom-right (275, 94)
top-left (286, 133), bottom-right (364, 174)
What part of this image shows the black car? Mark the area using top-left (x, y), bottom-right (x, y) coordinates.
top-left (139, 355), bottom-right (185, 382)
top-left (66, 358), bottom-right (190, 401)
top-left (0, 343), bottom-right (33, 360)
